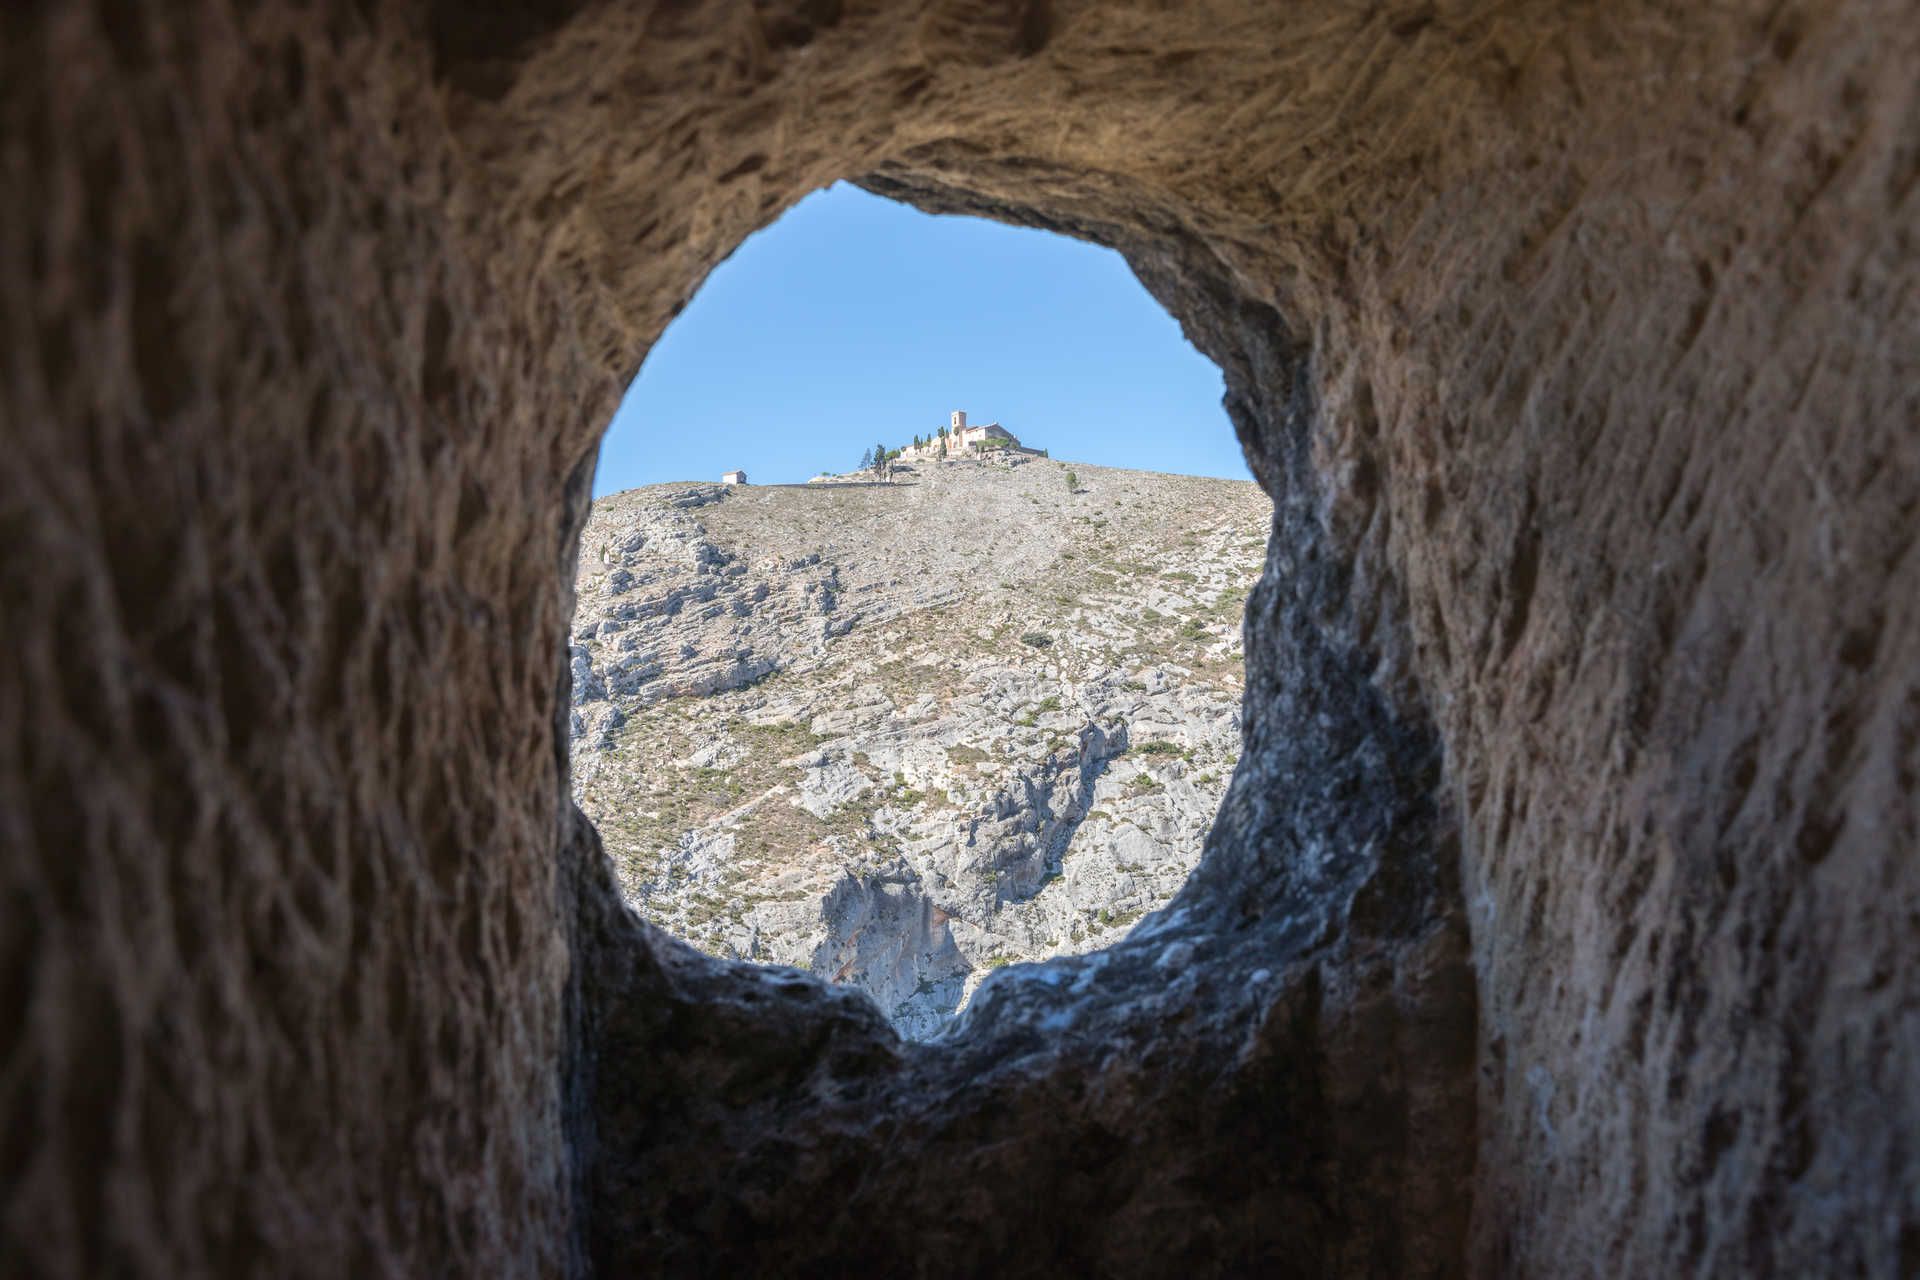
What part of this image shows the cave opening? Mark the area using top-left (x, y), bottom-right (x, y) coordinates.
top-left (22, 4), bottom-right (1905, 1275)
top-left (570, 181), bottom-right (1272, 1040)
top-left (571, 159), bottom-right (1479, 1275)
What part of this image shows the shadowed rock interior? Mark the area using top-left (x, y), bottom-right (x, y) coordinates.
top-left (2, 1), bottom-right (1914, 1276)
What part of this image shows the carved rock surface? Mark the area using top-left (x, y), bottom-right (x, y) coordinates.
top-left (2, 1), bottom-right (1914, 1277)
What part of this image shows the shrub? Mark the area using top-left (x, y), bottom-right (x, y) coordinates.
top-left (1064, 469), bottom-right (1078, 492)
top-left (1020, 632), bottom-right (1053, 648)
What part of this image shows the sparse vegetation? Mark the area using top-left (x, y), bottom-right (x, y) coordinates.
top-left (570, 455), bottom-right (1268, 1037)
top-left (734, 718), bottom-right (828, 757)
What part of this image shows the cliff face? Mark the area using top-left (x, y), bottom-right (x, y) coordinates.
top-left (569, 461), bottom-right (1267, 1037)
top-left (5, 1), bottom-right (1916, 1277)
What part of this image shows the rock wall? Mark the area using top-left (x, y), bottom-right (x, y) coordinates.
top-left (567, 466), bottom-right (1266, 1040)
top-left (3, 1), bottom-right (1914, 1276)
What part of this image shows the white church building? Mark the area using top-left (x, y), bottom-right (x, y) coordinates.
top-left (898, 410), bottom-right (1040, 461)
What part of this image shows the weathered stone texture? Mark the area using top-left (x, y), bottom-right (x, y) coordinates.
top-left (2, 0), bottom-right (1914, 1276)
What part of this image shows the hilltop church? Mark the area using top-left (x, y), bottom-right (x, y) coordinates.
top-left (898, 410), bottom-right (1040, 461)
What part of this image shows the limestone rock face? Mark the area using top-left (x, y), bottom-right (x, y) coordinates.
top-left (4, 1), bottom-right (1915, 1277)
top-left (569, 463), bottom-right (1265, 1038)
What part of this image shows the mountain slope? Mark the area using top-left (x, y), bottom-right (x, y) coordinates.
top-left (569, 454), bottom-right (1268, 1036)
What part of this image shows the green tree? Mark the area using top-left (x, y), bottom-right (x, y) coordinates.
top-left (860, 447), bottom-right (873, 470)
top-left (873, 442), bottom-right (887, 471)
top-left (1064, 469), bottom-right (1078, 492)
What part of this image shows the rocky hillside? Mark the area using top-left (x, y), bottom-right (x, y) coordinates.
top-left (569, 455), bottom-right (1267, 1037)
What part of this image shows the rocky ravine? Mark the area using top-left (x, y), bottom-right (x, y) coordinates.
top-left (569, 456), bottom-right (1266, 1037)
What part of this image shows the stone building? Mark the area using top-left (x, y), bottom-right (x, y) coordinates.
top-left (899, 410), bottom-right (1039, 461)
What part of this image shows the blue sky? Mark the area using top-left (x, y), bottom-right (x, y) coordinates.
top-left (593, 183), bottom-right (1247, 495)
